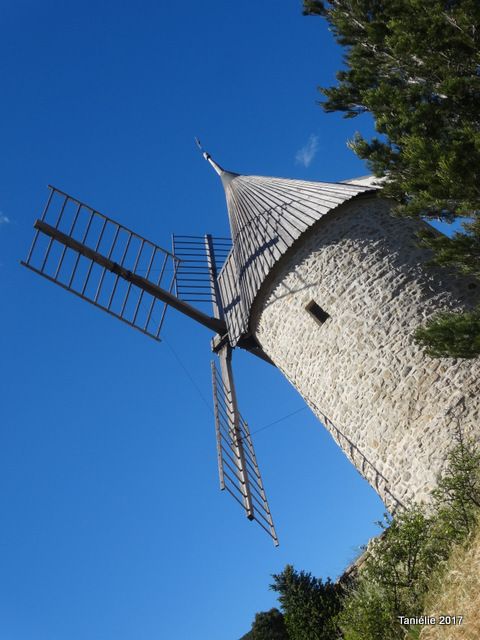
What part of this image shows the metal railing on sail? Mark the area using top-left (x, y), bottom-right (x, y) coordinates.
top-left (211, 359), bottom-right (279, 546)
top-left (172, 234), bottom-right (231, 308)
top-left (22, 186), bottom-right (180, 341)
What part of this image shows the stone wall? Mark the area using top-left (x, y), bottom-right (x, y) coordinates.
top-left (250, 196), bottom-right (480, 509)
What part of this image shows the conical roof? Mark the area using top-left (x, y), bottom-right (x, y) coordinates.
top-left (212, 167), bottom-right (377, 346)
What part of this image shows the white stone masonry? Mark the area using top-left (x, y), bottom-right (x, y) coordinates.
top-left (251, 196), bottom-right (480, 509)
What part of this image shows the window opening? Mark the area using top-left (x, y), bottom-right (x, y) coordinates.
top-left (306, 300), bottom-right (329, 325)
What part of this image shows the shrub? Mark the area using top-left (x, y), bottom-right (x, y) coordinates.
top-left (338, 437), bottom-right (480, 640)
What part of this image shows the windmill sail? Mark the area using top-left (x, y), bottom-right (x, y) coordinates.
top-left (171, 233), bottom-right (231, 314)
top-left (186, 228), bottom-right (278, 545)
top-left (23, 185), bottom-right (278, 545)
top-left (22, 186), bottom-right (225, 340)
top-left (211, 356), bottom-right (279, 546)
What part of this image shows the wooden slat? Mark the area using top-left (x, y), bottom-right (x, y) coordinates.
top-left (217, 175), bottom-right (376, 346)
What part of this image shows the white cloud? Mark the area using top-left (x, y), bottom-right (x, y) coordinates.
top-left (0, 213), bottom-right (10, 225)
top-left (295, 134), bottom-right (319, 168)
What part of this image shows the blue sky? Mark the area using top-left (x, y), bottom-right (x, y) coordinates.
top-left (0, 3), bottom-right (397, 639)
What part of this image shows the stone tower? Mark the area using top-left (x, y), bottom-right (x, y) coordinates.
top-left (205, 154), bottom-right (480, 510)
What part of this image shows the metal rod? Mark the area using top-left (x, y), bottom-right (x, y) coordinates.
top-left (219, 440), bottom-right (242, 467)
top-left (171, 252), bottom-right (208, 258)
top-left (176, 277), bottom-right (214, 282)
top-left (132, 246), bottom-right (157, 325)
top-left (154, 269), bottom-right (176, 338)
top-left (176, 284), bottom-right (212, 289)
top-left (216, 399), bottom-right (236, 424)
top-left (55, 203), bottom-right (83, 280)
top-left (120, 238), bottom-right (145, 316)
top-left (215, 398), bottom-right (234, 424)
top-left (250, 500), bottom-right (274, 530)
top-left (173, 234), bottom-right (230, 240)
top-left (25, 188), bottom-right (56, 265)
top-left (152, 251), bottom-right (178, 338)
top-left (40, 195), bottom-right (69, 272)
top-left (246, 475), bottom-right (266, 505)
top-left (222, 470), bottom-right (247, 498)
top-left (222, 457), bottom-right (244, 487)
top-left (171, 234), bottom-right (179, 298)
top-left (143, 251), bottom-right (168, 332)
top-left (223, 485), bottom-right (249, 510)
top-left (241, 453), bottom-right (263, 484)
top-left (24, 228), bottom-right (42, 267)
top-left (180, 298), bottom-right (214, 303)
top-left (81, 217), bottom-right (108, 296)
top-left (253, 515), bottom-right (279, 546)
top-left (107, 233), bottom-right (132, 310)
top-left (250, 491), bottom-right (268, 514)
top-left (174, 266), bottom-right (211, 270)
top-left (93, 224), bottom-right (121, 303)
top-left (40, 186), bottom-right (56, 221)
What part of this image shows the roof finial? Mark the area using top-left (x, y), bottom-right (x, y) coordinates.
top-left (194, 137), bottom-right (225, 177)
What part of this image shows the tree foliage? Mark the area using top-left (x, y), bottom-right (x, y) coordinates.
top-left (413, 304), bottom-right (480, 358)
top-left (417, 216), bottom-right (480, 280)
top-left (240, 440), bottom-right (480, 640)
top-left (338, 437), bottom-right (480, 639)
top-left (339, 506), bottom-right (453, 639)
top-left (240, 608), bottom-right (289, 640)
top-left (250, 608), bottom-right (289, 640)
top-left (270, 565), bottom-right (342, 640)
top-left (303, 0), bottom-right (480, 357)
top-left (303, 0), bottom-right (480, 216)
top-left (432, 435), bottom-right (480, 539)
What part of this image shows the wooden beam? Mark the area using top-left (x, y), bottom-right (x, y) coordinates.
top-left (34, 219), bottom-right (228, 336)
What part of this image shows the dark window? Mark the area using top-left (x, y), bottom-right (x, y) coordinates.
top-left (306, 300), bottom-right (329, 325)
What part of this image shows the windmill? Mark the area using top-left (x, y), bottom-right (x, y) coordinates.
top-left (21, 144), bottom-right (281, 546)
top-left (25, 141), bottom-right (474, 538)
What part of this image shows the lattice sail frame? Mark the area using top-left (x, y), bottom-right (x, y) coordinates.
top-left (172, 233), bottom-right (279, 545)
top-left (22, 187), bottom-right (278, 546)
top-left (22, 186), bottom-right (179, 341)
top-left (211, 359), bottom-right (279, 546)
top-left (172, 234), bottom-right (231, 307)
